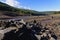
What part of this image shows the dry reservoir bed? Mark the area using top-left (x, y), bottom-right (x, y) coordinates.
top-left (0, 15), bottom-right (60, 40)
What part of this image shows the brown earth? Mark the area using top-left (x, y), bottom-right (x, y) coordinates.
top-left (23, 14), bottom-right (60, 40)
top-left (0, 12), bottom-right (60, 40)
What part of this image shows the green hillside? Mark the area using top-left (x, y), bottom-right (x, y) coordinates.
top-left (0, 2), bottom-right (42, 15)
top-left (0, 2), bottom-right (60, 16)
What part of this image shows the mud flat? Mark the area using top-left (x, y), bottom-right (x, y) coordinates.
top-left (0, 15), bottom-right (60, 40)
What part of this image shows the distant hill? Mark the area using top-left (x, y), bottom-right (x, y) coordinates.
top-left (0, 2), bottom-right (60, 17)
top-left (0, 2), bottom-right (48, 16)
top-left (0, 2), bottom-right (20, 12)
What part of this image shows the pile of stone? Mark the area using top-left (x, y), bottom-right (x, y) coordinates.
top-left (25, 20), bottom-right (57, 40)
top-left (0, 19), bottom-right (26, 29)
top-left (1, 20), bottom-right (57, 40)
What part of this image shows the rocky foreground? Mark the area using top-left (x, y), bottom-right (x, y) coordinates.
top-left (0, 19), bottom-right (58, 40)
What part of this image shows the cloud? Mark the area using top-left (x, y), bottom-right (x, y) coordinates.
top-left (0, 0), bottom-right (31, 9)
top-left (48, 9), bottom-right (60, 11)
top-left (20, 6), bottom-right (31, 9)
top-left (5, 0), bottom-right (20, 7)
top-left (53, 9), bottom-right (60, 11)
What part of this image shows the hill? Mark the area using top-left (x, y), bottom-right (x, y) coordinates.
top-left (0, 2), bottom-right (60, 17)
top-left (0, 2), bottom-right (48, 16)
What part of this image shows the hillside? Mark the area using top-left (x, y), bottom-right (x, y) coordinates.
top-left (0, 2), bottom-right (49, 17)
top-left (0, 2), bottom-right (20, 12)
top-left (0, 2), bottom-right (60, 17)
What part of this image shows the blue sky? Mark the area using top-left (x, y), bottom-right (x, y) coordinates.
top-left (0, 0), bottom-right (60, 11)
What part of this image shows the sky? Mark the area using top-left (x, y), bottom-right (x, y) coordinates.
top-left (0, 0), bottom-right (60, 11)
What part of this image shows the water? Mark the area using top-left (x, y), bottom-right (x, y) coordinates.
top-left (0, 16), bottom-right (31, 21)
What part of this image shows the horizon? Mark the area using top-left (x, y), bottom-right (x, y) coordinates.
top-left (0, 0), bottom-right (60, 12)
